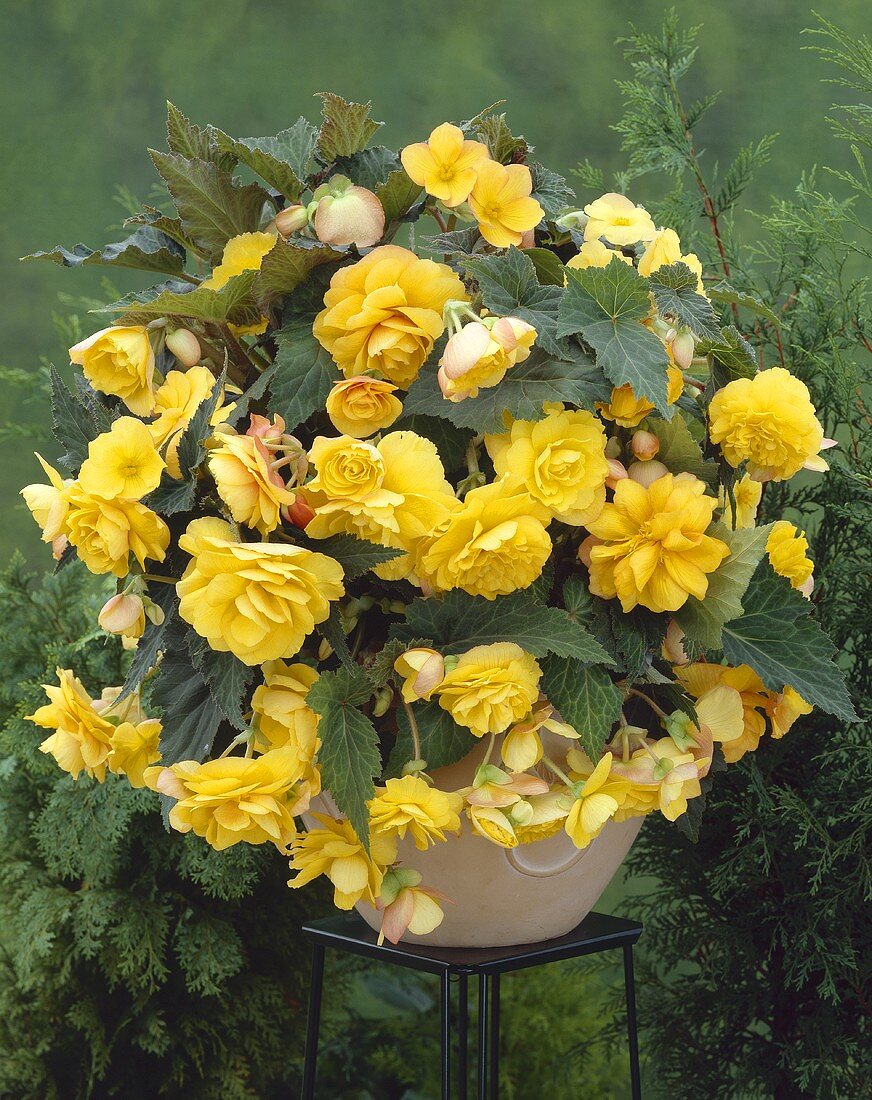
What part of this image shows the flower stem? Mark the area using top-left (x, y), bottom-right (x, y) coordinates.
top-left (627, 686), bottom-right (669, 721)
top-left (541, 753), bottom-right (574, 788)
top-left (401, 698), bottom-right (422, 761)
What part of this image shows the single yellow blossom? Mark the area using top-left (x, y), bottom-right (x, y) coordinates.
top-left (27, 668), bottom-right (115, 781)
top-left (77, 417), bottom-right (166, 501)
top-left (69, 325), bottom-right (156, 416)
top-left (565, 754), bottom-right (622, 849)
top-left (201, 231), bottom-right (275, 290)
top-left (208, 425), bottom-right (296, 536)
top-left (148, 367), bottom-right (224, 478)
top-left (21, 454), bottom-right (72, 545)
top-left (400, 122), bottom-right (490, 207)
top-left (250, 660), bottom-right (320, 775)
top-left (288, 813), bottom-right (398, 909)
top-left (107, 717), bottom-right (162, 788)
top-left (65, 485), bottom-right (169, 577)
top-left (766, 521), bottom-right (814, 592)
top-left (597, 365), bottom-right (684, 428)
top-left (566, 240), bottom-right (633, 271)
top-left (767, 686), bottom-right (812, 738)
top-left (438, 317), bottom-right (536, 402)
top-left (676, 662), bottom-right (771, 764)
top-left (468, 161), bottom-right (544, 248)
top-left (719, 474), bottom-right (763, 530)
top-left (394, 647), bottom-right (446, 702)
top-left (325, 376), bottom-right (403, 438)
top-left (637, 228), bottom-right (705, 292)
top-left (582, 193), bottom-right (656, 247)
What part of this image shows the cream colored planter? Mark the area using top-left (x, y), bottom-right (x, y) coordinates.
top-left (304, 734), bottom-right (642, 948)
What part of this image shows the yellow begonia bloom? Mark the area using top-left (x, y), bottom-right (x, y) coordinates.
top-left (107, 718), bottom-right (162, 788)
top-left (177, 517), bottom-right (344, 665)
top-left (651, 740), bottom-right (703, 821)
top-left (500, 703), bottom-right (578, 773)
top-left (149, 367), bottom-right (223, 478)
top-left (150, 748), bottom-right (302, 851)
top-left (468, 804), bottom-right (519, 848)
top-left (369, 775), bottom-right (461, 850)
top-left (69, 325), bottom-right (156, 416)
top-left (597, 364), bottom-right (684, 428)
top-left (201, 231), bottom-right (275, 290)
top-left (78, 417), bottom-right (166, 501)
top-left (566, 240), bottom-right (633, 272)
top-left (637, 227), bottom-right (705, 293)
top-left (65, 484), bottom-right (170, 577)
top-left (587, 473), bottom-right (730, 614)
top-left (325, 376), bottom-right (403, 438)
top-left (486, 406), bottom-right (609, 525)
top-left (21, 454), bottom-right (72, 545)
top-left (766, 520), bottom-right (814, 591)
top-left (677, 662), bottom-right (771, 764)
top-left (514, 790), bottom-right (571, 843)
top-left (433, 642), bottom-right (541, 737)
top-left (438, 318), bottom-right (537, 402)
top-left (313, 245), bottom-right (466, 388)
top-left (288, 813), bottom-right (398, 909)
top-left (250, 659), bottom-right (320, 767)
top-left (469, 161), bottom-right (544, 248)
top-left (709, 367), bottom-right (825, 481)
top-left (767, 686), bottom-right (812, 738)
top-left (418, 479), bottom-right (551, 600)
top-left (582, 193), bottom-right (656, 247)
top-left (400, 122), bottom-right (490, 207)
top-left (565, 753), bottom-right (623, 849)
top-left (394, 647), bottom-right (446, 702)
top-left (207, 429), bottom-right (296, 536)
top-left (380, 883), bottom-right (446, 943)
top-left (719, 474), bottom-right (763, 530)
top-left (27, 668), bottom-right (116, 780)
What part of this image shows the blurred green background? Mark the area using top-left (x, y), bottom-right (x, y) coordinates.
top-left (1, 0), bottom-right (867, 564)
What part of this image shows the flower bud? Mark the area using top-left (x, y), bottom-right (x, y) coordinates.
top-left (605, 458), bottom-right (629, 489)
top-left (274, 204), bottom-right (309, 237)
top-left (628, 459), bottom-right (669, 487)
top-left (372, 685), bottom-right (394, 718)
top-left (394, 647), bottom-right (445, 702)
top-left (51, 534), bottom-right (69, 561)
top-left (283, 492), bottom-right (315, 528)
top-left (98, 593), bottom-right (146, 639)
top-left (662, 619), bottom-right (689, 666)
top-left (604, 435), bottom-right (622, 459)
top-left (577, 533), bottom-right (601, 568)
top-left (313, 180), bottom-right (385, 249)
top-left (671, 331), bottom-right (695, 371)
top-left (165, 328), bottom-right (202, 368)
top-left (318, 638), bottom-right (333, 661)
top-left (631, 430), bottom-right (660, 462)
top-left (554, 209), bottom-right (588, 231)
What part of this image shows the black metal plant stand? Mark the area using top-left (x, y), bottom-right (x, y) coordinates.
top-left (301, 911), bottom-right (643, 1099)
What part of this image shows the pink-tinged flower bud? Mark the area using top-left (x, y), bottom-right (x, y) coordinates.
top-left (395, 647), bottom-right (445, 702)
top-left (662, 619), bottom-right (689, 666)
top-left (98, 593), bottom-right (146, 638)
top-left (283, 492), bottom-right (315, 529)
top-left (671, 331), bottom-right (695, 371)
top-left (153, 766), bottom-right (187, 801)
top-left (165, 328), bottom-right (202, 367)
top-left (628, 459), bottom-right (669, 487)
top-left (51, 534), bottom-right (69, 561)
top-left (605, 458), bottom-right (629, 489)
top-left (518, 229), bottom-right (536, 248)
top-left (631, 430), bottom-right (660, 461)
top-left (246, 412), bottom-right (285, 444)
top-left (313, 178), bottom-right (385, 249)
top-left (577, 534), bottom-right (601, 568)
top-left (798, 574), bottom-right (815, 599)
top-left (274, 204), bottom-right (309, 237)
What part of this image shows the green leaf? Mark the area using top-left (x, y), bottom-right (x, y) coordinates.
top-left (708, 281), bottom-right (780, 326)
top-left (721, 570), bottom-right (857, 721)
top-left (295, 531), bottom-right (404, 580)
top-left (653, 413), bottom-right (718, 485)
top-left (403, 349), bottom-right (609, 435)
top-left (522, 248), bottom-right (566, 287)
top-left (212, 119), bottom-right (318, 200)
top-left (119, 587), bottom-right (178, 701)
top-left (270, 276), bottom-right (341, 431)
top-left (152, 617), bottom-right (226, 764)
top-left (540, 657), bottom-right (623, 760)
top-left (100, 273), bottom-right (261, 328)
top-left (186, 630), bottom-right (254, 731)
top-left (648, 262), bottom-right (721, 341)
top-left (676, 523), bottom-right (772, 649)
top-left (376, 169), bottom-right (423, 225)
top-left (472, 113), bottom-right (528, 163)
top-left (318, 605), bottom-right (353, 670)
top-left (559, 260), bottom-right (672, 415)
top-left (166, 101), bottom-right (234, 168)
top-left (149, 150), bottom-right (271, 261)
top-left (421, 227), bottom-right (482, 256)
top-left (224, 360), bottom-right (278, 428)
top-left (459, 247), bottom-right (564, 355)
top-left (252, 238), bottom-right (341, 304)
top-left (529, 162), bottom-right (575, 217)
top-left (316, 93), bottom-right (383, 161)
top-left (50, 366), bottom-right (99, 472)
top-left (22, 226), bottom-right (186, 277)
top-left (335, 145), bottom-right (401, 189)
top-left (124, 205), bottom-right (198, 254)
top-left (307, 667), bottom-right (382, 850)
top-left (699, 325), bottom-right (757, 381)
top-left (389, 701), bottom-right (476, 776)
top-left (398, 590), bottom-right (614, 664)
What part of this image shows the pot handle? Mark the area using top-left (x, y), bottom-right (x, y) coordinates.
top-left (504, 842), bottom-right (591, 878)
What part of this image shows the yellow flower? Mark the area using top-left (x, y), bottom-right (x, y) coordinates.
top-left (27, 668), bottom-right (115, 780)
top-left (709, 367), bottom-right (825, 482)
top-left (250, 660), bottom-right (320, 773)
top-left (582, 193), bottom-right (656, 247)
top-left (565, 240), bottom-right (633, 271)
top-left (514, 790), bottom-right (571, 843)
top-left (313, 245), bottom-right (466, 387)
top-left (201, 231), bottom-right (275, 290)
top-left (207, 427), bottom-right (296, 536)
top-left (325, 376), bottom-right (403, 438)
top-left (394, 647), bottom-right (446, 702)
top-left (766, 686), bottom-right (812, 738)
top-left (149, 748), bottom-right (302, 851)
top-left (438, 317), bottom-right (537, 402)
top-left (468, 805), bottom-right (518, 848)
top-left (651, 739), bottom-right (703, 821)
top-left (433, 642), bottom-right (541, 737)
top-left (288, 813), bottom-right (398, 909)
top-left (107, 717), bottom-right (162, 788)
top-left (77, 417), bottom-right (165, 501)
top-left (486, 406), bottom-right (608, 525)
top-left (719, 474), bottom-right (763, 529)
top-left (676, 662), bottom-right (770, 764)
top-left (98, 592), bottom-right (146, 639)
top-left (637, 228), bottom-right (705, 292)
top-left (65, 484), bottom-right (169, 577)
top-left (597, 365), bottom-right (684, 428)
top-left (400, 122), bottom-right (490, 207)
top-left (587, 473), bottom-right (730, 613)
top-left (21, 454), bottom-right (72, 545)
top-left (69, 325), bottom-right (156, 416)
top-left (148, 367), bottom-right (223, 478)
top-left (468, 160), bottom-right (544, 248)
top-left (176, 517), bottom-right (344, 665)
top-left (565, 754), bottom-right (622, 849)
top-left (419, 479), bottom-right (551, 599)
top-left (378, 871), bottom-right (446, 943)
top-left (501, 702), bottom-right (578, 772)
top-left (766, 521), bottom-right (814, 592)
top-left (369, 775), bottom-right (461, 850)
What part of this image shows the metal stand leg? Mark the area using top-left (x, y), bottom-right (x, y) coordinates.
top-left (301, 943), bottom-right (325, 1100)
top-left (489, 974), bottom-right (500, 1100)
top-left (457, 973), bottom-right (469, 1100)
top-left (477, 974), bottom-right (489, 1099)
top-left (623, 944), bottom-right (642, 1100)
top-left (441, 971), bottom-right (452, 1100)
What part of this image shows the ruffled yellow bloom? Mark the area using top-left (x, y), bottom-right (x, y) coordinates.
top-left (438, 318), bottom-right (537, 402)
top-left (369, 775), bottom-right (461, 850)
top-left (677, 662), bottom-right (771, 764)
top-left (21, 454), bottom-right (72, 545)
top-left (587, 474), bottom-right (730, 613)
top-left (177, 517), bottom-right (344, 665)
top-left (27, 668), bottom-right (116, 780)
top-left (565, 754), bottom-right (623, 849)
top-left (325, 376), bottom-right (403, 438)
top-left (468, 804), bottom-right (518, 848)
top-left (766, 521), bottom-right (814, 592)
top-left (433, 642), bottom-right (541, 737)
top-left (250, 659), bottom-right (320, 769)
top-left (107, 717), bottom-right (162, 788)
top-left (400, 122), bottom-right (490, 207)
top-left (566, 240), bottom-right (633, 271)
top-left (637, 228), bottom-right (705, 292)
top-left (468, 161), bottom-right (544, 248)
top-left (709, 367), bottom-right (825, 481)
top-left (288, 813), bottom-right (398, 909)
top-left (149, 367), bottom-right (224, 478)
top-left (69, 325), bottom-right (156, 415)
top-left (486, 406), bottom-right (608, 525)
top-left (582, 193), bottom-right (656, 247)
top-left (597, 365), bottom-right (684, 428)
top-left (419, 479), bottom-right (551, 599)
top-left (720, 474), bottom-right (763, 529)
top-left (767, 686), bottom-right (812, 738)
top-left (313, 245), bottom-right (466, 387)
top-left (208, 427), bottom-right (296, 536)
top-left (149, 748), bottom-right (302, 851)
top-left (65, 484), bottom-right (170, 577)
top-left (78, 417), bottom-right (166, 501)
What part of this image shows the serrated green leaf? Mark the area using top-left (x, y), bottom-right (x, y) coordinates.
top-left (721, 570), bottom-right (857, 721)
top-left (318, 605), bottom-right (353, 670)
top-left (99, 272), bottom-right (260, 327)
top-left (252, 238), bottom-right (342, 305)
top-left (334, 145), bottom-right (401, 189)
top-left (676, 523), bottom-right (772, 649)
top-left (376, 168), bottom-right (423, 225)
top-left (540, 657), bottom-right (623, 760)
top-left (152, 617), bottom-right (226, 764)
top-left (389, 701), bottom-right (476, 776)
top-left (224, 360), bottom-right (278, 428)
top-left (648, 261), bottom-right (722, 341)
top-left (186, 629), bottom-right (254, 731)
top-left (270, 277), bottom-right (341, 431)
top-left (653, 412), bottom-right (718, 485)
top-left (119, 589), bottom-right (177, 701)
top-left (397, 590), bottom-right (613, 664)
top-left (23, 226), bottom-right (186, 277)
top-left (421, 227), bottom-right (482, 256)
top-left (559, 260), bottom-right (672, 415)
top-left (529, 162), bottom-right (575, 217)
top-left (166, 102), bottom-right (235, 168)
top-left (295, 531), bottom-right (403, 580)
top-left (316, 93), bottom-right (383, 161)
top-left (212, 119), bottom-right (318, 200)
top-left (125, 206), bottom-right (198, 254)
top-left (50, 366), bottom-right (99, 472)
top-left (307, 667), bottom-right (382, 850)
top-left (522, 248), bottom-right (566, 287)
top-left (473, 113), bottom-right (528, 163)
top-left (708, 282), bottom-right (780, 326)
top-left (699, 325), bottom-right (757, 381)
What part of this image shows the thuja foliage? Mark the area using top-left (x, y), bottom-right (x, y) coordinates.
top-left (583, 13), bottom-right (871, 1099)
